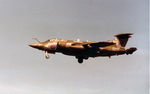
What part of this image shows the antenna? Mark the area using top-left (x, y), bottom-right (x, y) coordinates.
top-left (77, 38), bottom-right (80, 41)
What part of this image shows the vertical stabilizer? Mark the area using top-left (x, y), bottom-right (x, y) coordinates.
top-left (114, 33), bottom-right (133, 47)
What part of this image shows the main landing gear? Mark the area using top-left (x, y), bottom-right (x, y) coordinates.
top-left (76, 56), bottom-right (89, 64)
top-left (78, 58), bottom-right (83, 64)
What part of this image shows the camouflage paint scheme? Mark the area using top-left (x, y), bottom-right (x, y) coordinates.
top-left (29, 33), bottom-right (137, 63)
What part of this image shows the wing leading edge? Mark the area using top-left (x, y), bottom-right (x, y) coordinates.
top-left (82, 41), bottom-right (115, 48)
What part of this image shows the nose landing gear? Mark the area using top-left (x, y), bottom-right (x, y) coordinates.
top-left (45, 51), bottom-right (50, 59)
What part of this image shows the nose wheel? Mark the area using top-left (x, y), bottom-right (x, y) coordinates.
top-left (45, 51), bottom-right (50, 59)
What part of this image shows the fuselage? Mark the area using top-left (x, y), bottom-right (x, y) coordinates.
top-left (29, 39), bottom-right (132, 58)
top-left (29, 33), bottom-right (137, 63)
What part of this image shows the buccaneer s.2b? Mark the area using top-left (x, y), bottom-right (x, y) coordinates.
top-left (29, 33), bottom-right (137, 63)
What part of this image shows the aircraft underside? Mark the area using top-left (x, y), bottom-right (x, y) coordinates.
top-left (59, 47), bottom-right (137, 63)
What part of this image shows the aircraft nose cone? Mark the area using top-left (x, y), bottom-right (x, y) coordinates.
top-left (29, 43), bottom-right (43, 49)
top-left (29, 43), bottom-right (37, 47)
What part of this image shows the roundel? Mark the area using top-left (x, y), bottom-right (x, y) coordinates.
top-left (49, 42), bottom-right (57, 50)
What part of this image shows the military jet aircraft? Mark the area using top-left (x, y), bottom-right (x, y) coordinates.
top-left (29, 33), bottom-right (137, 63)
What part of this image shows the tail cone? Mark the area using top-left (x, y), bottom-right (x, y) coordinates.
top-left (126, 47), bottom-right (137, 55)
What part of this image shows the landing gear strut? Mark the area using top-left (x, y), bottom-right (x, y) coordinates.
top-left (45, 51), bottom-right (50, 59)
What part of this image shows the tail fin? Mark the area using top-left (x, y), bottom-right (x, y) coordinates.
top-left (114, 33), bottom-right (133, 47)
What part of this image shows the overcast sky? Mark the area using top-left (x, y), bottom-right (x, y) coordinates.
top-left (0, 0), bottom-right (149, 94)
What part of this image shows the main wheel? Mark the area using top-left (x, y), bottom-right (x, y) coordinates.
top-left (78, 58), bottom-right (83, 64)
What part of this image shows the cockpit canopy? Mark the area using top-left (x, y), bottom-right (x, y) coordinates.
top-left (45, 39), bottom-right (57, 42)
top-left (46, 38), bottom-right (65, 42)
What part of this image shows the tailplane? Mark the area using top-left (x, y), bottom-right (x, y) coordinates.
top-left (114, 33), bottom-right (133, 47)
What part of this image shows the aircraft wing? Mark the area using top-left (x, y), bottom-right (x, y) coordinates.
top-left (83, 42), bottom-right (115, 48)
